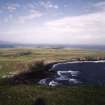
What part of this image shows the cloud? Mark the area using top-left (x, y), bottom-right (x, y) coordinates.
top-left (2, 3), bottom-right (20, 12)
top-left (2, 9), bottom-right (105, 45)
top-left (1, 0), bottom-right (105, 45)
top-left (7, 6), bottom-right (16, 12)
top-left (18, 10), bottom-right (42, 23)
top-left (47, 12), bottom-right (104, 31)
top-left (3, 14), bottom-right (13, 23)
top-left (46, 9), bottom-right (105, 45)
top-left (40, 1), bottom-right (59, 9)
top-left (93, 1), bottom-right (105, 9)
top-left (85, 1), bottom-right (105, 13)
top-left (48, 4), bottom-right (58, 9)
top-left (0, 10), bottom-right (2, 13)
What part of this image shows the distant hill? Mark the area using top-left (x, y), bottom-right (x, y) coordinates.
top-left (0, 40), bottom-right (14, 45)
top-left (0, 40), bottom-right (11, 44)
top-left (0, 40), bottom-right (15, 48)
top-left (0, 40), bottom-right (105, 50)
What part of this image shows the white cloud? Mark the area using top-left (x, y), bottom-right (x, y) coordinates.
top-left (2, 10), bottom-right (105, 45)
top-left (3, 14), bottom-right (13, 23)
top-left (1, 1), bottom-right (105, 45)
top-left (7, 6), bottom-right (16, 12)
top-left (48, 4), bottom-right (58, 9)
top-left (86, 1), bottom-right (105, 13)
top-left (18, 10), bottom-right (42, 23)
top-left (46, 10), bottom-right (105, 45)
top-left (0, 9), bottom-right (3, 13)
top-left (40, 1), bottom-right (59, 9)
top-left (4, 18), bottom-right (9, 23)
top-left (3, 3), bottom-right (20, 12)
top-left (93, 1), bottom-right (105, 9)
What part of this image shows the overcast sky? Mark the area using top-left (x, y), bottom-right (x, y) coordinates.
top-left (0, 0), bottom-right (105, 45)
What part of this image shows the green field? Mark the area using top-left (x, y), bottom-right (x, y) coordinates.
top-left (0, 48), bottom-right (105, 105)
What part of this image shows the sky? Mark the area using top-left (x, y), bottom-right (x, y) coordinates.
top-left (0, 0), bottom-right (105, 45)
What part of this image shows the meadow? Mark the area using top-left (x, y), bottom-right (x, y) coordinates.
top-left (0, 48), bottom-right (105, 105)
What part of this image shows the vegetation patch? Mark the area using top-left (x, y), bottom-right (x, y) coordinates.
top-left (0, 48), bottom-right (105, 105)
top-left (6, 60), bottom-right (54, 85)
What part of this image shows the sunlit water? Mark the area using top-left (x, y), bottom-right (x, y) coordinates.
top-left (39, 60), bottom-right (105, 86)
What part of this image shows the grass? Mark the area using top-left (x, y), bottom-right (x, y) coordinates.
top-left (0, 48), bottom-right (105, 61)
top-left (0, 84), bottom-right (105, 105)
top-left (0, 48), bottom-right (105, 105)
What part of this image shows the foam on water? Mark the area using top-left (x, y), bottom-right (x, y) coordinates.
top-left (39, 70), bottom-right (81, 86)
top-left (69, 79), bottom-right (81, 84)
top-left (49, 80), bottom-right (60, 86)
top-left (57, 70), bottom-right (80, 76)
top-left (38, 79), bottom-right (47, 85)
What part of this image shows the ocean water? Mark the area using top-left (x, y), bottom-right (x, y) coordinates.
top-left (39, 60), bottom-right (105, 86)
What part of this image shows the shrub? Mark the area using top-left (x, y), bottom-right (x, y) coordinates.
top-left (8, 60), bottom-right (52, 84)
top-left (85, 56), bottom-right (96, 61)
top-left (29, 60), bottom-right (45, 72)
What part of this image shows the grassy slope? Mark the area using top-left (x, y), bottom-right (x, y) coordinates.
top-left (0, 48), bottom-right (105, 61)
top-left (0, 48), bottom-right (105, 105)
top-left (0, 84), bottom-right (105, 105)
